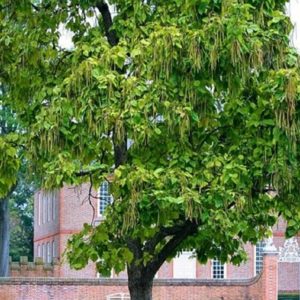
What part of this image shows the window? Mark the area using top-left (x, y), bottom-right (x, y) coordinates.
top-left (38, 193), bottom-right (42, 225)
top-left (37, 245), bottom-right (41, 257)
top-left (47, 193), bottom-right (51, 222)
top-left (99, 181), bottom-right (113, 215)
top-left (42, 243), bottom-right (46, 262)
top-left (52, 191), bottom-right (56, 220)
top-left (43, 194), bottom-right (47, 224)
top-left (52, 240), bottom-right (56, 258)
top-left (39, 191), bottom-right (58, 223)
top-left (173, 251), bottom-right (196, 278)
top-left (212, 259), bottom-right (225, 279)
top-left (255, 241), bottom-right (265, 275)
top-left (47, 242), bottom-right (51, 263)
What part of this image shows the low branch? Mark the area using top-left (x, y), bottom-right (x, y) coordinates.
top-left (143, 221), bottom-right (195, 255)
top-left (126, 237), bottom-right (143, 260)
top-left (147, 219), bottom-right (199, 275)
top-left (88, 174), bottom-right (96, 225)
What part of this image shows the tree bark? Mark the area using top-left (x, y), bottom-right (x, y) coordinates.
top-left (127, 266), bottom-right (153, 300)
top-left (0, 197), bottom-right (10, 277)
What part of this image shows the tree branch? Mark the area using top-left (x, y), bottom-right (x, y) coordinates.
top-left (113, 132), bottom-right (127, 167)
top-left (143, 221), bottom-right (195, 255)
top-left (31, 3), bottom-right (40, 11)
top-left (95, 1), bottom-right (118, 47)
top-left (146, 219), bottom-right (199, 275)
top-left (198, 125), bottom-right (230, 150)
top-left (95, 2), bottom-right (128, 167)
top-left (87, 174), bottom-right (96, 225)
top-left (127, 237), bottom-right (143, 260)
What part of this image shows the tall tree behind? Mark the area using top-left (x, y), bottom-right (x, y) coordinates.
top-left (0, 101), bottom-right (20, 276)
top-left (0, 195), bottom-right (10, 276)
top-left (9, 174), bottom-right (34, 262)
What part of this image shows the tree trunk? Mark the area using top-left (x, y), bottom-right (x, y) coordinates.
top-left (0, 197), bottom-right (10, 277)
top-left (128, 266), bottom-right (154, 300)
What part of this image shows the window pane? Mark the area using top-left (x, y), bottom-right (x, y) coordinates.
top-left (256, 241), bottom-right (265, 274)
top-left (38, 194), bottom-right (42, 225)
top-left (47, 193), bottom-right (51, 222)
top-left (173, 252), bottom-right (196, 278)
top-left (52, 240), bottom-right (56, 258)
top-left (212, 259), bottom-right (225, 279)
top-left (52, 191), bottom-right (56, 220)
top-left (99, 181), bottom-right (113, 215)
top-left (47, 242), bottom-right (51, 263)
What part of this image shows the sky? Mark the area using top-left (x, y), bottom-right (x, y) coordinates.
top-left (58, 1), bottom-right (300, 51)
top-left (287, 0), bottom-right (300, 50)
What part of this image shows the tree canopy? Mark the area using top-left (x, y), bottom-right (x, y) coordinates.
top-left (1, 0), bottom-right (300, 299)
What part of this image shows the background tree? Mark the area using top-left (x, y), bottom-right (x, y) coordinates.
top-left (0, 91), bottom-right (33, 275)
top-left (1, 0), bottom-right (300, 299)
top-left (0, 103), bottom-right (20, 276)
top-left (9, 173), bottom-right (34, 262)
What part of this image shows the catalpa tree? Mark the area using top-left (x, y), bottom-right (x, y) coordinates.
top-left (1, 0), bottom-right (300, 299)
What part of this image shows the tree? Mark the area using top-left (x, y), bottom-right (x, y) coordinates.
top-left (9, 174), bottom-right (34, 262)
top-left (0, 103), bottom-right (20, 276)
top-left (0, 91), bottom-right (33, 275)
top-left (1, 0), bottom-right (300, 299)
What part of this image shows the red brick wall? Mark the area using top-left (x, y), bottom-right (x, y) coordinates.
top-left (60, 185), bottom-right (97, 232)
top-left (10, 257), bottom-right (59, 278)
top-left (273, 234), bottom-right (300, 293)
top-left (0, 274), bottom-right (267, 300)
top-left (3, 254), bottom-right (278, 300)
top-left (34, 185), bottom-right (298, 295)
top-left (34, 185), bottom-right (100, 278)
top-left (228, 243), bottom-right (255, 279)
top-left (262, 254), bottom-right (278, 300)
top-left (34, 190), bottom-right (60, 241)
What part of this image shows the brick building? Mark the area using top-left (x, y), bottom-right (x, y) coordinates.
top-left (33, 183), bottom-right (300, 298)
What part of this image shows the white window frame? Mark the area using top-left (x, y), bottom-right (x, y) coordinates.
top-left (52, 191), bottom-right (56, 220)
top-left (47, 242), bottom-right (51, 263)
top-left (43, 193), bottom-right (47, 224)
top-left (254, 241), bottom-right (265, 275)
top-left (98, 181), bottom-right (113, 217)
top-left (52, 240), bottom-right (56, 258)
top-left (47, 192), bottom-right (51, 222)
top-left (38, 193), bottom-right (42, 226)
top-left (42, 243), bottom-right (46, 262)
top-left (211, 259), bottom-right (226, 279)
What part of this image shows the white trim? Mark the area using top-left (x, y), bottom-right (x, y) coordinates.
top-left (106, 293), bottom-right (130, 300)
